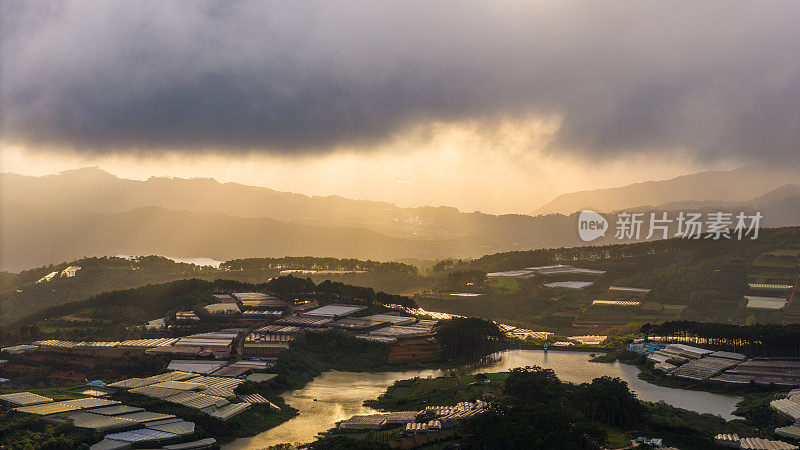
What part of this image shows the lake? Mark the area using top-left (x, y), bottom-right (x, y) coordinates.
top-left (225, 350), bottom-right (742, 449)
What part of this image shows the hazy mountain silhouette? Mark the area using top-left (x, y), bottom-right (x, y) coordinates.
top-left (2, 168), bottom-right (799, 271)
top-left (532, 165), bottom-right (800, 215)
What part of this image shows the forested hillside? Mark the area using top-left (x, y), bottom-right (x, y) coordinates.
top-left (2, 275), bottom-right (416, 344)
top-left (0, 256), bottom-right (425, 325)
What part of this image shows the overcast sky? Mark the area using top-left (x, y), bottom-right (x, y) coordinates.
top-left (1, 0), bottom-right (798, 212)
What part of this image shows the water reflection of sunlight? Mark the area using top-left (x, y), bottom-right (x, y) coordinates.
top-left (225, 350), bottom-right (742, 449)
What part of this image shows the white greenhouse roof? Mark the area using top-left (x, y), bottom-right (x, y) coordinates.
top-left (303, 304), bottom-right (366, 317)
top-left (0, 392), bottom-right (53, 406)
top-left (544, 281), bottom-right (594, 289)
top-left (745, 296), bottom-right (787, 310)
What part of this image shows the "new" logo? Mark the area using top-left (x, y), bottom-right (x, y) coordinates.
top-left (578, 210), bottom-right (608, 242)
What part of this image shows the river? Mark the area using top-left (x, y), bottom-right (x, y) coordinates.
top-left (225, 350), bottom-right (742, 449)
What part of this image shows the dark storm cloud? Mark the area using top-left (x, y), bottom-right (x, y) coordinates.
top-left (0, 0), bottom-right (798, 160)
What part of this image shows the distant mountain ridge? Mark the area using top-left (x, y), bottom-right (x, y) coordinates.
top-left (532, 165), bottom-right (800, 215)
top-left (2, 167), bottom-right (800, 271)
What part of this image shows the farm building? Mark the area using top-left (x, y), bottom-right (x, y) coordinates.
top-left (252, 325), bottom-right (301, 336)
top-left (361, 314), bottom-right (417, 326)
top-left (240, 342), bottom-right (290, 359)
top-left (527, 264), bottom-right (605, 275)
top-left (327, 317), bottom-right (389, 332)
top-left (339, 414), bottom-right (388, 430)
top-left (231, 292), bottom-right (272, 301)
top-left (745, 296), bottom-right (787, 310)
top-left (749, 283), bottom-right (793, 292)
top-left (671, 356), bottom-right (740, 381)
top-left (212, 294), bottom-right (237, 303)
top-left (145, 346), bottom-right (203, 357)
top-left (592, 300), bottom-right (641, 307)
top-left (368, 325), bottom-right (433, 339)
top-left (204, 303), bottom-right (241, 315)
top-left (106, 371), bottom-right (248, 420)
top-left (166, 360), bottom-right (226, 375)
top-left (276, 314), bottom-right (333, 327)
top-left (712, 360), bottom-right (800, 386)
top-left (1, 344), bottom-right (38, 354)
top-left (14, 397), bottom-right (121, 415)
top-left (0, 392), bottom-right (53, 407)
top-left (242, 310), bottom-right (282, 317)
top-left (175, 311), bottom-right (200, 321)
top-left (608, 286), bottom-right (651, 294)
top-left (544, 281), bottom-right (594, 289)
top-left (302, 304), bottom-right (366, 318)
top-left (232, 293), bottom-right (287, 309)
top-left (486, 270), bottom-right (532, 278)
top-left (172, 331), bottom-right (240, 358)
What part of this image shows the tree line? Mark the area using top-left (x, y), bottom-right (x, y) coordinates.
top-left (221, 257), bottom-right (418, 275)
top-left (453, 227), bottom-right (800, 273)
top-left (642, 320), bottom-right (800, 357)
top-left (435, 317), bottom-right (505, 361)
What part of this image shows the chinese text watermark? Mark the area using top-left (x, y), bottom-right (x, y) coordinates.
top-left (578, 210), bottom-right (762, 242)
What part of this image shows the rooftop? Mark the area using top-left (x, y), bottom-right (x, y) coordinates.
top-left (15, 398), bottom-right (120, 415)
top-left (276, 314), bottom-right (333, 327)
top-left (544, 281), bottom-right (594, 290)
top-left (166, 360), bottom-right (226, 375)
top-left (253, 325), bottom-right (302, 334)
top-left (204, 303), bottom-right (241, 315)
top-left (361, 314), bottom-right (417, 325)
top-left (213, 294), bottom-right (237, 303)
top-left (745, 296), bottom-right (788, 310)
top-left (104, 428), bottom-right (179, 444)
top-left (327, 317), bottom-right (389, 331)
top-left (608, 286), bottom-right (652, 293)
top-left (369, 325), bottom-right (434, 338)
top-left (0, 392), bottom-right (53, 406)
top-left (231, 292), bottom-right (275, 301)
top-left (592, 300), bottom-right (641, 307)
top-left (62, 411), bottom-right (138, 431)
top-left (339, 414), bottom-right (388, 429)
top-left (302, 304), bottom-right (367, 318)
top-left (88, 405), bottom-right (145, 416)
top-left (356, 335), bottom-right (398, 343)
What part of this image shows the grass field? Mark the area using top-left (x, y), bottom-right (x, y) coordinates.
top-left (604, 426), bottom-right (631, 449)
top-left (488, 277), bottom-right (520, 292)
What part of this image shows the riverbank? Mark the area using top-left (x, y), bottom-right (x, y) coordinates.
top-left (318, 366), bottom-right (764, 449)
top-left (225, 349), bottom-right (746, 448)
top-left (635, 361), bottom-right (792, 395)
top-left (572, 338), bottom-right (793, 396)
